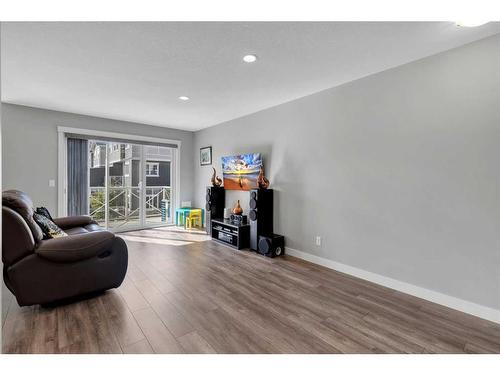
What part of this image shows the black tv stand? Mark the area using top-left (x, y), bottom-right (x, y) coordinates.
top-left (211, 218), bottom-right (250, 250)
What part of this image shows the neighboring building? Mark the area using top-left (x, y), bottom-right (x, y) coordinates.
top-left (89, 142), bottom-right (171, 187)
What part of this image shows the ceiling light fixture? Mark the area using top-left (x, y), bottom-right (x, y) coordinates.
top-left (178, 96), bottom-right (190, 101)
top-left (455, 21), bottom-right (489, 27)
top-left (243, 54), bottom-right (258, 63)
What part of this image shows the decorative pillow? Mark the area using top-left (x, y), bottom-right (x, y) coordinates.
top-left (36, 207), bottom-right (54, 222)
top-left (33, 212), bottom-right (68, 239)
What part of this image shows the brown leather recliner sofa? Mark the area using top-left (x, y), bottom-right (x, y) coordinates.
top-left (2, 190), bottom-right (128, 306)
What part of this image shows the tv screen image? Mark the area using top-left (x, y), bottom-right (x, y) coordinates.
top-left (221, 153), bottom-right (263, 190)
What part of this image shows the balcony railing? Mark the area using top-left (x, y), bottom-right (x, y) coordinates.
top-left (109, 176), bottom-right (124, 187)
top-left (89, 186), bottom-right (171, 227)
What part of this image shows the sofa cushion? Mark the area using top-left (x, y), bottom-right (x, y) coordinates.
top-left (33, 213), bottom-right (68, 239)
top-left (84, 223), bottom-right (104, 232)
top-left (52, 215), bottom-right (97, 230)
top-left (35, 230), bottom-right (116, 262)
top-left (65, 227), bottom-right (89, 235)
top-left (2, 190), bottom-right (44, 242)
top-left (2, 206), bottom-right (36, 266)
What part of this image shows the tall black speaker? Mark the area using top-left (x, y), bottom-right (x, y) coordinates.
top-left (205, 186), bottom-right (225, 235)
top-left (249, 188), bottom-right (273, 250)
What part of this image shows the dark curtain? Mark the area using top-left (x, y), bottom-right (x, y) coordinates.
top-left (67, 138), bottom-right (89, 216)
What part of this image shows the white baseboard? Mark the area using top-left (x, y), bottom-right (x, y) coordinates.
top-left (285, 247), bottom-right (500, 324)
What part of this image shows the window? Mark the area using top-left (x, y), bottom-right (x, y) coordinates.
top-left (112, 144), bottom-right (120, 151)
top-left (146, 162), bottom-right (159, 177)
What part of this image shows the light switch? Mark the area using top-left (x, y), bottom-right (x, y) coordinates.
top-left (49, 179), bottom-right (56, 187)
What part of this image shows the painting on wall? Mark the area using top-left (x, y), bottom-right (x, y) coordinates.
top-left (221, 153), bottom-right (263, 190)
top-left (200, 146), bottom-right (212, 166)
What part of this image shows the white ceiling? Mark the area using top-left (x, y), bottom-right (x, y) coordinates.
top-left (2, 22), bottom-right (499, 131)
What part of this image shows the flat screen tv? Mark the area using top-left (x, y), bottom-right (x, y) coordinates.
top-left (221, 153), bottom-right (262, 191)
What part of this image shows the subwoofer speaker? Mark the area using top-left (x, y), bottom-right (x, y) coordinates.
top-left (258, 234), bottom-right (285, 258)
top-left (205, 186), bottom-right (225, 235)
top-left (249, 188), bottom-right (273, 250)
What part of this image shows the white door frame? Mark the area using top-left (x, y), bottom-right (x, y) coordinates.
top-left (57, 126), bottom-right (181, 231)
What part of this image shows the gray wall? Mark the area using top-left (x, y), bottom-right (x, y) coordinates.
top-left (194, 34), bottom-right (500, 310)
top-left (1, 103), bottom-right (194, 214)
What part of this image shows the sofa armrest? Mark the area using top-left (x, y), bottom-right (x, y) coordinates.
top-left (35, 231), bottom-right (115, 263)
top-left (53, 215), bottom-right (97, 230)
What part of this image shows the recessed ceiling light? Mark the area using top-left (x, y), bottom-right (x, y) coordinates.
top-left (178, 96), bottom-right (190, 101)
top-left (243, 54), bottom-right (258, 63)
top-left (455, 21), bottom-right (489, 27)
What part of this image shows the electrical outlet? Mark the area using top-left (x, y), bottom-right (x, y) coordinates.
top-left (48, 179), bottom-right (56, 187)
top-left (315, 236), bottom-right (321, 246)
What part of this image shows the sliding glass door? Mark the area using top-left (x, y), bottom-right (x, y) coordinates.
top-left (106, 142), bottom-right (142, 230)
top-left (87, 140), bottom-right (174, 231)
top-left (88, 140), bottom-right (107, 226)
top-left (144, 145), bottom-right (172, 227)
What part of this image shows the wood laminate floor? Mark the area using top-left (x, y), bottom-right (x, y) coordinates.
top-left (3, 226), bottom-right (500, 354)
